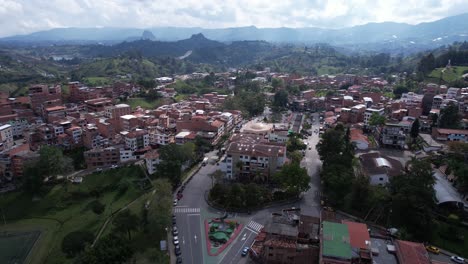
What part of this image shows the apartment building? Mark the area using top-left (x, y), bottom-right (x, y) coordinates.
top-left (84, 98), bottom-right (113, 112)
top-left (84, 147), bottom-right (120, 169)
top-left (144, 150), bottom-right (160, 175)
top-left (123, 129), bottom-right (149, 151)
top-left (148, 126), bottom-right (171, 146)
top-left (105, 104), bottom-right (132, 119)
top-left (364, 108), bottom-right (385, 127)
top-left (29, 84), bottom-right (62, 113)
top-left (219, 133), bottom-right (286, 180)
top-left (0, 124), bottom-right (14, 151)
top-left (432, 128), bottom-right (468, 142)
top-left (379, 123), bottom-right (406, 149)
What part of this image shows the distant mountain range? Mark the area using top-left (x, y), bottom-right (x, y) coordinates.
top-left (1, 13), bottom-right (468, 54)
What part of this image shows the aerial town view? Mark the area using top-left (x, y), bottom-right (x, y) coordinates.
top-left (0, 1), bottom-right (467, 264)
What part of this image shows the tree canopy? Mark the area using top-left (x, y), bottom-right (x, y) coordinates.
top-left (368, 112), bottom-right (386, 127)
top-left (157, 143), bottom-right (195, 185)
top-left (410, 118), bottom-right (420, 141)
top-left (273, 163), bottom-right (310, 195)
top-left (23, 146), bottom-right (73, 195)
top-left (390, 158), bottom-right (435, 240)
top-left (438, 102), bottom-right (461, 129)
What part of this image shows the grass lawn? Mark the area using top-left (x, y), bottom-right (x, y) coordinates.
top-left (428, 66), bottom-right (468, 83)
top-left (0, 165), bottom-right (146, 264)
top-left (127, 98), bottom-right (164, 109)
top-left (82, 77), bottom-right (112, 86)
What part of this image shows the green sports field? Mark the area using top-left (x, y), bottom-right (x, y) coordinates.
top-left (0, 231), bottom-right (41, 264)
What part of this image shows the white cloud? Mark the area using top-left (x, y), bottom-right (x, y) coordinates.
top-left (0, 0), bottom-right (467, 37)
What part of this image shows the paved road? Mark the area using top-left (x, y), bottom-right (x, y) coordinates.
top-left (218, 228), bottom-right (257, 264)
top-left (173, 151), bottom-right (219, 264)
top-left (172, 112), bottom-right (324, 264)
top-left (175, 209), bottom-right (203, 264)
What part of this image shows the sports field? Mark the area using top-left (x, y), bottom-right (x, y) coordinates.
top-left (0, 231), bottom-right (41, 264)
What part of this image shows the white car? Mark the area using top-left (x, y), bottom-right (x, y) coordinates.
top-left (173, 199), bottom-right (178, 206)
top-left (110, 165), bottom-right (118, 169)
top-left (451, 256), bottom-right (465, 263)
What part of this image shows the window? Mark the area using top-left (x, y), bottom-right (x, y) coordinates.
top-left (379, 177), bottom-right (384, 181)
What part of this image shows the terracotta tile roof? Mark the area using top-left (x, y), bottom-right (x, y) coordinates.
top-left (350, 128), bottom-right (369, 144)
top-left (435, 128), bottom-right (468, 135)
top-left (45, 106), bottom-right (66, 112)
top-left (395, 240), bottom-right (430, 264)
top-left (342, 221), bottom-right (370, 249)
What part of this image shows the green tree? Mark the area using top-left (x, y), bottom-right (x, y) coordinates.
top-left (410, 118), bottom-right (420, 143)
top-left (390, 158), bottom-right (435, 240)
top-left (271, 78), bottom-right (284, 91)
top-left (288, 150), bottom-right (304, 165)
top-left (272, 90), bottom-right (288, 111)
top-left (61, 231), bottom-right (94, 257)
top-left (274, 163), bottom-right (310, 195)
top-left (157, 143), bottom-right (195, 185)
top-left (113, 210), bottom-right (140, 240)
top-left (369, 112), bottom-right (386, 127)
top-left (90, 200), bottom-right (105, 215)
top-left (23, 146), bottom-right (73, 195)
top-left (438, 102), bottom-right (461, 129)
top-left (78, 235), bottom-right (133, 264)
top-left (286, 133), bottom-right (306, 153)
top-left (146, 179), bottom-right (172, 241)
top-left (393, 85), bottom-right (409, 99)
top-left (209, 170), bottom-right (224, 188)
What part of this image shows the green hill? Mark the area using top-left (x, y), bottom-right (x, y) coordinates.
top-left (71, 57), bottom-right (202, 81)
top-left (428, 66), bottom-right (468, 83)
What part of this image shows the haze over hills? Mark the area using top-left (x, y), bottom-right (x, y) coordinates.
top-left (1, 13), bottom-right (468, 54)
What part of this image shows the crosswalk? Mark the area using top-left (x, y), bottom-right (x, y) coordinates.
top-left (174, 207), bottom-right (200, 213)
top-left (246, 220), bottom-right (264, 233)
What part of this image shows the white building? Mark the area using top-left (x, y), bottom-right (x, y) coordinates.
top-left (364, 108), bottom-right (385, 126)
top-left (148, 127), bottom-right (170, 146)
top-left (0, 124), bottom-right (14, 151)
top-left (120, 149), bottom-right (136, 163)
top-left (5, 119), bottom-right (29, 137)
top-left (144, 150), bottom-right (160, 175)
top-left (123, 129), bottom-right (150, 151)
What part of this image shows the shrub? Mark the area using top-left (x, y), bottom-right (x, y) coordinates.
top-left (90, 200), bottom-right (106, 215)
top-left (61, 230), bottom-right (94, 257)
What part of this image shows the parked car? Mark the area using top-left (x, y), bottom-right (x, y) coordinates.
top-left (451, 256), bottom-right (465, 263)
top-left (425, 245), bottom-right (440, 254)
top-left (241, 247), bottom-right (249, 256)
top-left (95, 168), bottom-right (102, 173)
top-left (173, 236), bottom-right (179, 245)
top-left (172, 216), bottom-right (176, 225)
top-left (175, 247), bottom-right (181, 256)
top-left (110, 164), bottom-right (119, 169)
top-left (176, 256), bottom-right (183, 264)
top-left (173, 199), bottom-right (178, 206)
top-left (173, 227), bottom-right (178, 236)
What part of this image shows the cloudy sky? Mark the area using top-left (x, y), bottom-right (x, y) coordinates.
top-left (1, 0), bottom-right (468, 37)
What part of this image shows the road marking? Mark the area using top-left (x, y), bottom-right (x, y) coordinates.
top-left (174, 207), bottom-right (201, 213)
top-left (228, 232), bottom-right (254, 264)
top-left (245, 227), bottom-right (259, 234)
top-left (247, 220), bottom-right (264, 233)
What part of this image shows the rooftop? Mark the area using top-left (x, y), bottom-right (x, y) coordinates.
top-left (395, 240), bottom-right (430, 264)
top-left (322, 221), bottom-right (352, 260)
